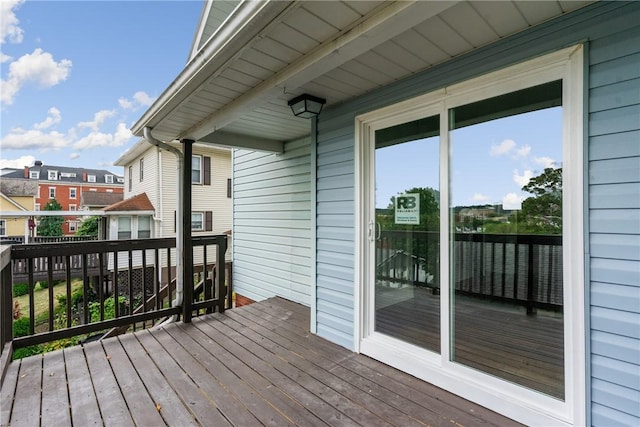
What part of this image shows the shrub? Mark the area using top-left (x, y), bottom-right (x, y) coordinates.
top-left (13, 283), bottom-right (29, 297)
top-left (38, 279), bottom-right (65, 290)
top-left (13, 317), bottom-right (30, 338)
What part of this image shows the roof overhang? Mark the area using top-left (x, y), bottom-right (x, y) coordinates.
top-left (132, 0), bottom-right (592, 152)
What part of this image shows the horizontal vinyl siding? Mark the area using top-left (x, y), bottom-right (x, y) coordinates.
top-left (232, 138), bottom-right (312, 306)
top-left (309, 2), bottom-right (640, 422)
top-left (588, 18), bottom-right (640, 425)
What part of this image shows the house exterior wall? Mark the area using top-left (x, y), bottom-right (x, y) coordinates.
top-left (312, 2), bottom-right (639, 424)
top-left (232, 137), bottom-right (312, 305)
top-left (0, 195), bottom-right (34, 236)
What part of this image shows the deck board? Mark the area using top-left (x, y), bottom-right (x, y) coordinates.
top-left (0, 297), bottom-right (522, 426)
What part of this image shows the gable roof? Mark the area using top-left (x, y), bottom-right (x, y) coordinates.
top-left (0, 178), bottom-right (38, 197)
top-left (81, 191), bottom-right (124, 208)
top-left (1, 163), bottom-right (123, 184)
top-left (103, 192), bottom-right (154, 213)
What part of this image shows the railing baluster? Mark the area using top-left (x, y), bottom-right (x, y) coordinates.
top-left (128, 249), bottom-right (133, 330)
top-left (47, 256), bottom-right (54, 331)
top-left (82, 254), bottom-right (89, 325)
top-left (98, 252), bottom-right (105, 322)
top-left (65, 256), bottom-right (72, 328)
top-left (113, 250), bottom-right (119, 320)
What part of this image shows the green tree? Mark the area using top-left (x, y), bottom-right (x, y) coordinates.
top-left (76, 216), bottom-right (99, 237)
top-left (37, 199), bottom-right (64, 236)
top-left (519, 167), bottom-right (562, 234)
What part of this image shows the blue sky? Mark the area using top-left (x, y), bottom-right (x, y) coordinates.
top-left (1, 0), bottom-right (203, 175)
top-left (376, 107), bottom-right (562, 209)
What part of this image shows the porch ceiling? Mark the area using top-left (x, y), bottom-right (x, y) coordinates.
top-left (132, 0), bottom-right (591, 151)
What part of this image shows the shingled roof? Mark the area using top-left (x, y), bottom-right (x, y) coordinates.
top-left (103, 192), bottom-right (154, 212)
top-left (81, 191), bottom-right (124, 208)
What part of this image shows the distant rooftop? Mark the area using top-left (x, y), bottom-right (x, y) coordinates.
top-left (1, 160), bottom-right (123, 185)
top-left (81, 191), bottom-right (124, 208)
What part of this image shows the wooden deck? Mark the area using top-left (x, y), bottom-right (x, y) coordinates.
top-left (0, 297), bottom-right (521, 427)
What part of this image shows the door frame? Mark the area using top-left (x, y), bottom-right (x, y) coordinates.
top-left (354, 45), bottom-right (586, 426)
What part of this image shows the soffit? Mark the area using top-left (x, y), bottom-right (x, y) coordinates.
top-left (138, 0), bottom-right (592, 149)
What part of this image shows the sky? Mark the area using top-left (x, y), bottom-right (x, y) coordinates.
top-left (1, 0), bottom-right (204, 175)
top-left (376, 107), bottom-right (562, 209)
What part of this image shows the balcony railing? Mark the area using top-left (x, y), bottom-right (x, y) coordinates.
top-left (0, 235), bottom-right (231, 370)
top-left (376, 230), bottom-right (563, 314)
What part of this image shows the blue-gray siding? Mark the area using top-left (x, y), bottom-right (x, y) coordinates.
top-left (314, 2), bottom-right (640, 424)
top-left (232, 138), bottom-right (312, 305)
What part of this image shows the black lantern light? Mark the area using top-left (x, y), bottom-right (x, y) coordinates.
top-left (287, 94), bottom-right (326, 119)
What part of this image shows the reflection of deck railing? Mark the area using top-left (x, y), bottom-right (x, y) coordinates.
top-left (376, 230), bottom-right (562, 313)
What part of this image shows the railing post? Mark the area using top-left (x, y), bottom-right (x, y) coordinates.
top-left (182, 138), bottom-right (194, 323)
top-left (1, 246), bottom-right (14, 352)
top-left (217, 236), bottom-right (227, 312)
top-left (526, 240), bottom-right (536, 315)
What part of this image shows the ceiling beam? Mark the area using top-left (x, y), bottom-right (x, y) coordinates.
top-left (181, 0), bottom-right (460, 141)
top-left (199, 130), bottom-right (284, 154)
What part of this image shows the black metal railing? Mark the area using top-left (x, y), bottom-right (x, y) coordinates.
top-left (376, 230), bottom-right (563, 313)
top-left (1, 235), bottom-right (231, 363)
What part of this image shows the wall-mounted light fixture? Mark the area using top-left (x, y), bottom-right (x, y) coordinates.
top-left (287, 94), bottom-right (326, 119)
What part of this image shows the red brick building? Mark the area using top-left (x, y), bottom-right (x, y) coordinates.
top-left (2, 160), bottom-right (124, 235)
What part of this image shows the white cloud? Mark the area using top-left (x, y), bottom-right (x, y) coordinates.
top-left (77, 109), bottom-right (116, 131)
top-left (1, 48), bottom-right (72, 105)
top-left (515, 144), bottom-right (531, 158)
top-left (513, 169), bottom-right (534, 188)
top-left (502, 193), bottom-right (523, 210)
top-left (1, 53), bottom-right (12, 63)
top-left (0, 128), bottom-right (68, 150)
top-left (69, 153), bottom-right (80, 160)
top-left (1, 0), bottom-right (25, 44)
top-left (0, 154), bottom-right (34, 169)
top-left (33, 107), bottom-right (61, 130)
top-left (73, 122), bottom-right (133, 149)
top-left (97, 161), bottom-right (113, 168)
top-left (118, 91), bottom-right (155, 111)
top-left (471, 193), bottom-right (490, 203)
top-left (534, 156), bottom-right (556, 168)
top-left (490, 139), bottom-right (516, 157)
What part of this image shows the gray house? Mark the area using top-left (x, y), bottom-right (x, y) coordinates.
top-left (132, 1), bottom-right (639, 425)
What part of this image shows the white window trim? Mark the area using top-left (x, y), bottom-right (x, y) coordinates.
top-left (192, 155), bottom-right (202, 184)
top-left (0, 219), bottom-right (6, 236)
top-left (69, 188), bottom-right (77, 199)
top-left (105, 174), bottom-right (114, 184)
top-left (355, 45), bottom-right (584, 426)
top-left (69, 204), bottom-right (77, 211)
top-left (48, 170), bottom-right (58, 180)
top-left (29, 171), bottom-right (39, 179)
top-left (49, 187), bottom-right (56, 199)
top-left (192, 211), bottom-right (204, 231)
top-left (88, 174), bottom-right (96, 183)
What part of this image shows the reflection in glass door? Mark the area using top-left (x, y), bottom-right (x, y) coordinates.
top-left (373, 115), bottom-right (440, 353)
top-left (449, 81), bottom-right (565, 399)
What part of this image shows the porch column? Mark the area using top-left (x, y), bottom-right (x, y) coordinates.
top-left (181, 139), bottom-right (194, 322)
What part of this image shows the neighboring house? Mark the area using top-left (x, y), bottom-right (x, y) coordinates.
top-left (129, 2), bottom-right (640, 426)
top-left (80, 191), bottom-right (124, 212)
top-left (103, 192), bottom-right (155, 240)
top-left (1, 161), bottom-right (124, 235)
top-left (0, 178), bottom-right (38, 238)
top-left (111, 138), bottom-right (232, 241)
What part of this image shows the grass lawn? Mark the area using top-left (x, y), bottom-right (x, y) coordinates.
top-left (13, 280), bottom-right (83, 321)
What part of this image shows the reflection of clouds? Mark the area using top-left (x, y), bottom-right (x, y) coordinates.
top-left (534, 156), bottom-right (556, 168)
top-left (502, 193), bottom-right (522, 210)
top-left (513, 169), bottom-right (533, 188)
top-left (490, 139), bottom-right (516, 156)
top-left (471, 193), bottom-right (490, 203)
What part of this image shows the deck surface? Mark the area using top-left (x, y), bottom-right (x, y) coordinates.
top-left (1, 297), bottom-right (521, 426)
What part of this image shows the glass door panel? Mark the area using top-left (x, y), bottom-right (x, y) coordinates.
top-left (448, 81), bottom-right (565, 399)
top-left (373, 115), bottom-right (440, 353)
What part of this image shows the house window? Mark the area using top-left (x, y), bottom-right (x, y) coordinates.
top-left (117, 217), bottom-right (131, 240)
top-left (69, 188), bottom-right (77, 199)
top-left (49, 187), bottom-right (56, 199)
top-left (69, 221), bottom-right (77, 233)
top-left (35, 203), bottom-right (40, 211)
top-left (88, 175), bottom-right (96, 183)
top-left (48, 170), bottom-right (58, 180)
top-left (30, 171), bottom-right (39, 179)
top-left (105, 174), bottom-right (114, 184)
top-left (192, 155), bottom-right (202, 184)
top-left (138, 216), bottom-right (151, 238)
top-left (128, 166), bottom-right (133, 191)
top-left (357, 46), bottom-right (584, 422)
top-left (227, 178), bottom-right (232, 198)
top-left (69, 205), bottom-right (76, 212)
top-left (139, 158), bottom-right (144, 182)
top-left (106, 189), bottom-right (113, 193)
top-left (191, 212), bottom-right (204, 231)
top-left (0, 220), bottom-right (6, 236)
